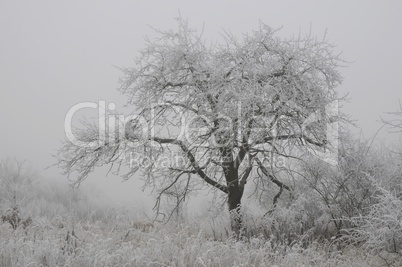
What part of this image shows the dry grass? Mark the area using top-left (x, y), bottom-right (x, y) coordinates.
top-left (0, 214), bottom-right (395, 267)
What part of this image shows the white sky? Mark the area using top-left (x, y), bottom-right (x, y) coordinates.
top-left (1, 0), bottom-right (401, 204)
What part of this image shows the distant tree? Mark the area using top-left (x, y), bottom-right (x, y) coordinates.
top-left (0, 158), bottom-right (33, 229)
top-left (56, 17), bottom-right (345, 237)
top-left (0, 159), bottom-right (32, 209)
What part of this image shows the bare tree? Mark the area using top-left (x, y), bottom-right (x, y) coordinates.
top-left (382, 102), bottom-right (402, 133)
top-left (56, 18), bottom-right (345, 236)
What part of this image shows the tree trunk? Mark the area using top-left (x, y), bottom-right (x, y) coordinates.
top-left (228, 185), bottom-right (243, 238)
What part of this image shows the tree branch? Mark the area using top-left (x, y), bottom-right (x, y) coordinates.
top-left (255, 133), bottom-right (326, 147)
top-left (148, 136), bottom-right (229, 194)
top-left (255, 158), bottom-right (290, 191)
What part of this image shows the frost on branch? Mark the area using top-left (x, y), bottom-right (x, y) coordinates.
top-left (56, 17), bottom-right (346, 235)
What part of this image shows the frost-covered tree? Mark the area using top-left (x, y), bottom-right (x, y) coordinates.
top-left (56, 18), bottom-right (344, 236)
top-left (0, 159), bottom-right (33, 209)
top-left (0, 158), bottom-right (34, 229)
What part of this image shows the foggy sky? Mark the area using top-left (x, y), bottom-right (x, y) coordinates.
top-left (1, 0), bottom-right (401, 204)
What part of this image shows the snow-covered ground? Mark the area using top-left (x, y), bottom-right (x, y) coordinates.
top-left (0, 213), bottom-right (394, 267)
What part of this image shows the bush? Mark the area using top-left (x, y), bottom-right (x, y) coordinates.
top-left (349, 183), bottom-right (402, 255)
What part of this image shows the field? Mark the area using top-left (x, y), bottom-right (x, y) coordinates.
top-left (0, 209), bottom-right (398, 267)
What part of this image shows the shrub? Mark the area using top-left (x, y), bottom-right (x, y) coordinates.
top-left (349, 183), bottom-right (402, 255)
